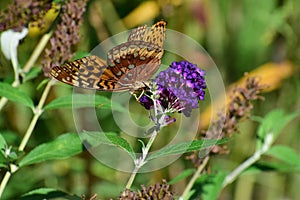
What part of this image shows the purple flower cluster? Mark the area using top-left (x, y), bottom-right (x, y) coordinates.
top-left (139, 61), bottom-right (206, 117)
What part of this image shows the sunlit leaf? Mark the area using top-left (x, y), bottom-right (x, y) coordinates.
top-left (266, 145), bottom-right (300, 168)
top-left (147, 138), bottom-right (229, 161)
top-left (23, 67), bottom-right (42, 82)
top-left (19, 188), bottom-right (81, 200)
top-left (0, 135), bottom-right (6, 167)
top-left (168, 169), bottom-right (195, 184)
top-left (245, 160), bottom-right (300, 173)
top-left (81, 131), bottom-right (136, 161)
top-left (256, 110), bottom-right (298, 150)
top-left (0, 134), bottom-right (7, 150)
top-left (44, 93), bottom-right (126, 112)
top-left (0, 82), bottom-right (34, 109)
top-left (19, 133), bottom-right (83, 167)
top-left (197, 172), bottom-right (227, 200)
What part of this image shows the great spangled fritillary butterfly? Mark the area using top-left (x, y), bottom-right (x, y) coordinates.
top-left (50, 20), bottom-right (166, 92)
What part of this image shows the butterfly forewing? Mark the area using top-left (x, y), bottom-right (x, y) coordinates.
top-left (143, 20), bottom-right (166, 48)
top-left (105, 40), bottom-right (163, 91)
top-left (128, 25), bottom-right (147, 41)
top-left (50, 20), bottom-right (167, 92)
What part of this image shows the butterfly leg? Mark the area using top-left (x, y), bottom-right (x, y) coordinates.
top-left (131, 89), bottom-right (145, 101)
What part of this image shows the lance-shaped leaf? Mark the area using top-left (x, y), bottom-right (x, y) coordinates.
top-left (19, 133), bottom-right (83, 167)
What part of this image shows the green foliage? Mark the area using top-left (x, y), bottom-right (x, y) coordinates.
top-left (23, 67), bottom-right (42, 82)
top-left (19, 133), bottom-right (83, 167)
top-left (19, 188), bottom-right (81, 200)
top-left (197, 172), bottom-right (227, 200)
top-left (81, 131), bottom-right (136, 161)
top-left (147, 138), bottom-right (229, 161)
top-left (0, 134), bottom-right (7, 168)
top-left (0, 82), bottom-right (34, 109)
top-left (168, 169), bottom-right (195, 184)
top-left (266, 145), bottom-right (300, 170)
top-left (256, 109), bottom-right (298, 150)
top-left (44, 93), bottom-right (126, 112)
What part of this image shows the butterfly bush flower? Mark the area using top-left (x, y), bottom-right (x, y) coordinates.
top-left (186, 76), bottom-right (267, 167)
top-left (42, 0), bottom-right (88, 76)
top-left (139, 61), bottom-right (206, 119)
top-left (117, 180), bottom-right (173, 200)
top-left (0, 0), bottom-right (52, 32)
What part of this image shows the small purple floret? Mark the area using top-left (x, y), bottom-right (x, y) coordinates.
top-left (139, 61), bottom-right (206, 117)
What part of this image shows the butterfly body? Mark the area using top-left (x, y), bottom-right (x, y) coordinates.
top-left (50, 21), bottom-right (166, 92)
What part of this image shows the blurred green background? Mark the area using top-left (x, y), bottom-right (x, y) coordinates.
top-left (0, 0), bottom-right (300, 199)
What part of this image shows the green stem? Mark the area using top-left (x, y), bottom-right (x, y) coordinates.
top-left (18, 80), bottom-right (54, 151)
top-left (0, 98), bottom-right (9, 112)
top-left (125, 99), bottom-right (164, 189)
top-left (125, 165), bottom-right (140, 189)
top-left (125, 123), bottom-right (160, 189)
top-left (0, 80), bottom-right (20, 111)
top-left (0, 80), bottom-right (54, 198)
top-left (0, 171), bottom-right (11, 198)
top-left (222, 133), bottom-right (273, 187)
top-left (0, 30), bottom-right (53, 112)
top-left (181, 156), bottom-right (210, 200)
top-left (22, 30), bottom-right (53, 73)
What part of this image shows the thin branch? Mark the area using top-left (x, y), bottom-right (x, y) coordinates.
top-left (22, 30), bottom-right (53, 73)
top-left (222, 133), bottom-right (273, 187)
top-left (125, 98), bottom-right (165, 189)
top-left (180, 156), bottom-right (210, 200)
top-left (18, 79), bottom-right (54, 151)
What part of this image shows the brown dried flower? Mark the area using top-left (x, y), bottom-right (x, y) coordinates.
top-left (117, 180), bottom-right (174, 200)
top-left (0, 0), bottom-right (52, 32)
top-left (187, 76), bottom-right (267, 167)
top-left (42, 0), bottom-right (88, 76)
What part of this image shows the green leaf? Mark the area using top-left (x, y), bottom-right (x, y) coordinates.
top-left (19, 133), bottom-right (83, 167)
top-left (256, 110), bottom-right (298, 149)
top-left (81, 131), bottom-right (136, 160)
top-left (168, 168), bottom-right (195, 184)
top-left (200, 172), bottom-right (227, 200)
top-left (73, 51), bottom-right (90, 60)
top-left (20, 188), bottom-right (81, 200)
top-left (23, 67), bottom-right (41, 82)
top-left (266, 145), bottom-right (300, 168)
top-left (0, 150), bottom-right (6, 168)
top-left (184, 190), bottom-right (195, 200)
top-left (245, 160), bottom-right (300, 173)
top-left (44, 93), bottom-right (126, 112)
top-left (147, 138), bottom-right (229, 161)
top-left (0, 134), bottom-right (7, 150)
top-left (0, 82), bottom-right (34, 109)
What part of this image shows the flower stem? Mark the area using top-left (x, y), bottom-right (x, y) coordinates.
top-left (18, 79), bottom-right (54, 151)
top-left (0, 30), bottom-right (53, 112)
top-left (0, 80), bottom-right (54, 198)
top-left (180, 156), bottom-right (210, 200)
top-left (125, 124), bottom-right (160, 189)
top-left (125, 99), bottom-right (164, 189)
top-left (22, 30), bottom-right (53, 73)
top-left (222, 133), bottom-right (273, 187)
top-left (0, 171), bottom-right (11, 198)
top-left (125, 165), bottom-right (140, 189)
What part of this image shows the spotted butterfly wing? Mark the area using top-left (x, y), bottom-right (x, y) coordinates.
top-left (50, 20), bottom-right (166, 91)
top-left (127, 24), bottom-right (147, 41)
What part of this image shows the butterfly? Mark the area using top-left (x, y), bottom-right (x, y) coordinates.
top-left (50, 20), bottom-right (166, 92)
